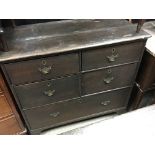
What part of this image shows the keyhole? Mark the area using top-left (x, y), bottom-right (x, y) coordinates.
top-left (112, 48), bottom-right (115, 52)
top-left (107, 69), bottom-right (112, 74)
top-left (47, 82), bottom-right (51, 87)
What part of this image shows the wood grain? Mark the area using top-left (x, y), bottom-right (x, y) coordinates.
top-left (82, 41), bottom-right (145, 71)
top-left (14, 75), bottom-right (80, 109)
top-left (0, 72), bottom-right (26, 135)
top-left (0, 94), bottom-right (13, 119)
top-left (82, 63), bottom-right (137, 95)
top-left (24, 87), bottom-right (130, 130)
top-left (0, 116), bottom-right (25, 135)
top-left (4, 53), bottom-right (79, 85)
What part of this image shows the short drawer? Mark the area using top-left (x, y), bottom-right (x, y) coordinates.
top-left (14, 75), bottom-right (80, 109)
top-left (82, 63), bottom-right (137, 95)
top-left (24, 87), bottom-right (130, 130)
top-left (4, 53), bottom-right (79, 85)
top-left (0, 94), bottom-right (13, 119)
top-left (82, 41), bottom-right (145, 71)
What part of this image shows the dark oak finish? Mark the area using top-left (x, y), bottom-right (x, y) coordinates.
top-left (24, 87), bottom-right (130, 130)
top-left (129, 84), bottom-right (155, 110)
top-left (4, 20), bottom-right (129, 38)
top-left (4, 53), bottom-right (79, 85)
top-left (136, 51), bottom-right (155, 90)
top-left (82, 63), bottom-right (137, 95)
top-left (129, 51), bottom-right (155, 110)
top-left (0, 20), bottom-right (150, 62)
top-left (0, 20), bottom-right (149, 134)
top-left (138, 88), bottom-right (155, 108)
top-left (15, 75), bottom-right (80, 109)
top-left (82, 41), bottom-right (145, 71)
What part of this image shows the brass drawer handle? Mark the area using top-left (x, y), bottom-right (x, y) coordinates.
top-left (103, 69), bottom-right (114, 84)
top-left (44, 90), bottom-right (55, 97)
top-left (50, 112), bottom-right (60, 118)
top-left (106, 48), bottom-right (119, 62)
top-left (101, 101), bottom-right (111, 106)
top-left (104, 76), bottom-right (114, 84)
top-left (38, 66), bottom-right (52, 74)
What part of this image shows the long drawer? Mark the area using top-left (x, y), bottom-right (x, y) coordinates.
top-left (82, 41), bottom-right (144, 71)
top-left (24, 87), bottom-right (130, 130)
top-left (82, 63), bottom-right (137, 95)
top-left (4, 53), bottom-right (79, 85)
top-left (14, 75), bottom-right (80, 109)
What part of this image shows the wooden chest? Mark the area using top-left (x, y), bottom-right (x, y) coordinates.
top-left (0, 20), bottom-right (150, 134)
top-left (0, 71), bottom-right (26, 134)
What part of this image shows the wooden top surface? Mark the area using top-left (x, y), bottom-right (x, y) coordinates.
top-left (0, 20), bottom-right (150, 62)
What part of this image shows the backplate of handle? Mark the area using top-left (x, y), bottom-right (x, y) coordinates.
top-left (44, 89), bottom-right (55, 97)
top-left (50, 112), bottom-right (60, 118)
top-left (103, 69), bottom-right (114, 84)
top-left (106, 48), bottom-right (119, 62)
top-left (38, 66), bottom-right (52, 74)
top-left (101, 100), bottom-right (111, 106)
top-left (104, 76), bottom-right (114, 84)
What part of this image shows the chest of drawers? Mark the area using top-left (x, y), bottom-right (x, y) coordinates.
top-left (0, 20), bottom-right (150, 134)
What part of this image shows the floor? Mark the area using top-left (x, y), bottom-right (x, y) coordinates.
top-left (42, 114), bottom-right (116, 135)
top-left (42, 104), bottom-right (155, 135)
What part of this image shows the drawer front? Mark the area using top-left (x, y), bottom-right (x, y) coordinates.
top-left (24, 88), bottom-right (130, 130)
top-left (82, 63), bottom-right (137, 95)
top-left (82, 41), bottom-right (144, 71)
top-left (4, 53), bottom-right (79, 85)
top-left (0, 94), bottom-right (13, 119)
top-left (14, 75), bottom-right (80, 109)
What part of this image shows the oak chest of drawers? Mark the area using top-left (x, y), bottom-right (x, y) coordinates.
top-left (0, 20), bottom-right (150, 134)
